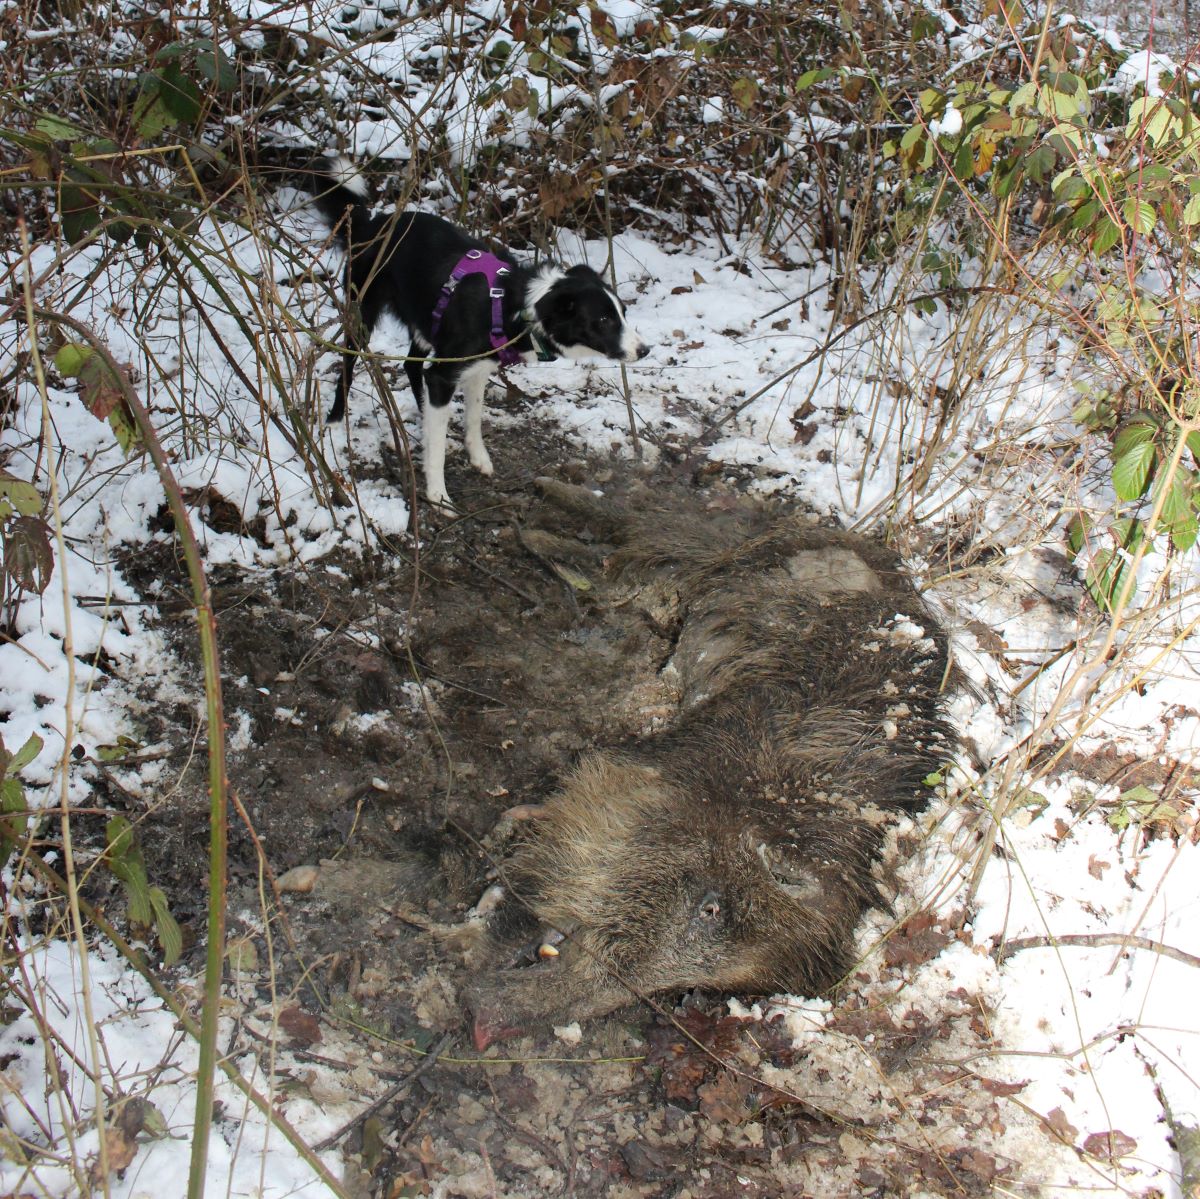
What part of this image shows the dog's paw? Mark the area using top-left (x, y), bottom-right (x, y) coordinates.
top-left (468, 447), bottom-right (494, 476)
top-left (425, 488), bottom-right (456, 513)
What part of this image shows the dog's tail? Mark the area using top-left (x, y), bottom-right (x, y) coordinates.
top-left (309, 156), bottom-right (373, 248)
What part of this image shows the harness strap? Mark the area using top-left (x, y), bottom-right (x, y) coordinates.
top-left (428, 248), bottom-right (525, 367)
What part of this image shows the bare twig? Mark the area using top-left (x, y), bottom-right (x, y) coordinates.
top-left (996, 933), bottom-right (1200, 970)
top-left (312, 1032), bottom-right (454, 1152)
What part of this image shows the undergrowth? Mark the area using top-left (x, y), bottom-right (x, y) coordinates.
top-left (0, 0), bottom-right (1197, 1194)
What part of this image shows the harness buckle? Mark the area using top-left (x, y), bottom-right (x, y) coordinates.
top-left (489, 287), bottom-right (505, 299)
top-left (466, 249), bottom-right (483, 259)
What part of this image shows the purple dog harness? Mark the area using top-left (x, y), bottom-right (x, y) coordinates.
top-left (428, 248), bottom-right (523, 367)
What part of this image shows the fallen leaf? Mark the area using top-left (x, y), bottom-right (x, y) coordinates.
top-left (697, 1070), bottom-right (750, 1124)
top-left (278, 1005), bottom-right (322, 1046)
top-left (980, 1077), bottom-right (1029, 1097)
top-left (1045, 1106), bottom-right (1079, 1143)
top-left (1083, 1129), bottom-right (1137, 1159)
top-left (950, 1147), bottom-right (1000, 1183)
top-left (884, 911), bottom-right (952, 968)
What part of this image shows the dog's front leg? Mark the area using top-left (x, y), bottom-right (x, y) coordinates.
top-left (459, 359), bottom-right (495, 477)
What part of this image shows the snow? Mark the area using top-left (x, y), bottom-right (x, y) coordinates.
top-left (2, 4), bottom-right (1198, 1198)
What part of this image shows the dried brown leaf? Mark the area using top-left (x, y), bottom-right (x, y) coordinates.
top-left (277, 1005), bottom-right (322, 1046)
top-left (1046, 1106), bottom-right (1080, 1143)
top-left (1082, 1129), bottom-right (1137, 1159)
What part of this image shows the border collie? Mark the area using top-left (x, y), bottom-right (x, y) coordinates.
top-left (310, 158), bottom-right (648, 509)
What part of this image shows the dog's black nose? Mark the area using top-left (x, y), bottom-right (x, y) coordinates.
top-left (636, 343), bottom-right (650, 360)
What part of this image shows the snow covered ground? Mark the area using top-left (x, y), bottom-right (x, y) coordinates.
top-left (1, 2), bottom-right (1197, 1196)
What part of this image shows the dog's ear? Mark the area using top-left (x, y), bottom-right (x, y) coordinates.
top-left (566, 264), bottom-right (595, 278)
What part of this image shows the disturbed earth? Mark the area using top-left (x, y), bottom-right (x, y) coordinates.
top-left (94, 413), bottom-right (1047, 1198)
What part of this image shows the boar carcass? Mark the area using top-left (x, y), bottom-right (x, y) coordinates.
top-left (467, 501), bottom-right (953, 1048)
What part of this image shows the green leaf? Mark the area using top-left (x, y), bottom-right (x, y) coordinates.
top-left (731, 76), bottom-right (759, 113)
top-left (1113, 419), bottom-right (1157, 456)
top-left (0, 472), bottom-right (43, 517)
top-left (919, 88), bottom-right (943, 115)
top-left (1187, 429), bottom-right (1200, 460)
top-left (6, 734), bottom-right (43, 777)
top-left (58, 183), bottom-right (102, 244)
top-left (0, 777), bottom-right (23, 812)
top-left (1066, 513), bottom-right (1088, 555)
top-left (158, 63), bottom-right (203, 124)
top-left (1093, 216), bottom-right (1121, 255)
top-left (1009, 80), bottom-right (1038, 114)
top-left (133, 83), bottom-right (177, 140)
top-left (148, 887), bottom-right (183, 966)
top-left (1122, 197), bottom-right (1156, 235)
top-left (196, 48), bottom-right (238, 91)
top-left (1112, 439), bottom-right (1156, 501)
top-left (34, 114), bottom-right (84, 142)
top-left (796, 67), bottom-right (835, 90)
top-left (1183, 194), bottom-right (1200, 225)
top-left (1157, 469), bottom-right (1198, 550)
top-left (109, 406), bottom-right (140, 456)
top-left (53, 343), bottom-right (94, 377)
top-left (1085, 548), bottom-right (1136, 614)
top-left (1071, 197), bottom-right (1099, 230)
top-left (107, 815), bottom-right (153, 923)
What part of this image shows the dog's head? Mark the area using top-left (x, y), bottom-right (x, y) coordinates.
top-left (528, 265), bottom-right (648, 363)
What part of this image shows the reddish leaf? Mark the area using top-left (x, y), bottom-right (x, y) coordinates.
top-left (1046, 1106), bottom-right (1079, 1143)
top-left (78, 356), bottom-right (129, 421)
top-left (697, 1071), bottom-right (751, 1124)
top-left (884, 911), bottom-right (953, 968)
top-left (949, 1147), bottom-right (1000, 1183)
top-left (277, 1005), bottom-right (322, 1046)
top-left (2, 516), bottom-right (54, 595)
top-left (980, 1077), bottom-right (1029, 1097)
top-left (1082, 1129), bottom-right (1137, 1159)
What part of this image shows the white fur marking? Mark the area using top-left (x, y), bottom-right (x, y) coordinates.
top-left (556, 342), bottom-right (609, 361)
top-left (330, 155), bottom-right (368, 198)
top-left (524, 264), bottom-right (567, 313)
top-left (619, 317), bottom-right (647, 362)
top-left (423, 401), bottom-right (453, 508)
top-left (460, 359), bottom-right (496, 475)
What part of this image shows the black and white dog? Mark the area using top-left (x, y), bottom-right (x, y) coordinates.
top-left (311, 158), bottom-right (648, 509)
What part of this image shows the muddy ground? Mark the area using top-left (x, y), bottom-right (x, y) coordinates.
top-left (91, 401), bottom-right (1059, 1198)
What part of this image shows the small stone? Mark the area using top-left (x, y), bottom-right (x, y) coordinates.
top-left (277, 864), bottom-right (320, 893)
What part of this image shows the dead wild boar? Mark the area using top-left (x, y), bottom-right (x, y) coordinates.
top-left (465, 488), bottom-right (953, 1048)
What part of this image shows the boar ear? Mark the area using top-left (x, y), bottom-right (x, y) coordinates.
top-left (696, 890), bottom-right (722, 921)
